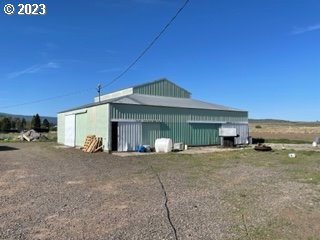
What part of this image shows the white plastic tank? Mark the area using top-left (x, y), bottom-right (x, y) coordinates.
top-left (155, 138), bottom-right (173, 153)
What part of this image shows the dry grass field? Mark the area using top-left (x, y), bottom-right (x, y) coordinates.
top-left (249, 120), bottom-right (320, 142)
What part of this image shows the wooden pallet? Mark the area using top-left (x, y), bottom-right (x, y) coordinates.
top-left (82, 135), bottom-right (95, 152)
top-left (82, 135), bottom-right (103, 153)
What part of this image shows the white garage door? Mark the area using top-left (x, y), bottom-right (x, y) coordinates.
top-left (65, 115), bottom-right (75, 147)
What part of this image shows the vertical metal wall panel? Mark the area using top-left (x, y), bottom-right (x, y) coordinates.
top-left (111, 104), bottom-right (247, 146)
top-left (133, 79), bottom-right (191, 98)
top-left (118, 122), bottom-right (142, 151)
top-left (222, 123), bottom-right (248, 144)
top-left (75, 113), bottom-right (87, 146)
top-left (57, 113), bottom-right (65, 144)
top-left (59, 100), bottom-right (248, 149)
top-left (59, 104), bottom-right (109, 149)
top-left (142, 123), bottom-right (160, 147)
top-left (64, 115), bottom-right (75, 147)
top-left (189, 123), bottom-right (220, 145)
top-left (106, 104), bottom-right (111, 151)
top-left (84, 104), bottom-right (109, 148)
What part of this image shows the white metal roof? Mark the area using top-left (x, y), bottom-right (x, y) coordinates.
top-left (59, 94), bottom-right (246, 113)
top-left (112, 94), bottom-right (244, 111)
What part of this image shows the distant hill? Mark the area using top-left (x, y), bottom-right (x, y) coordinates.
top-left (249, 119), bottom-right (295, 124)
top-left (0, 112), bottom-right (57, 125)
top-left (249, 119), bottom-right (320, 126)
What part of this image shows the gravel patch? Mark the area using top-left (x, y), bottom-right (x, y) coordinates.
top-left (1, 142), bottom-right (320, 239)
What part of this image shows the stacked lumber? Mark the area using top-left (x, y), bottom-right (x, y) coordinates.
top-left (82, 135), bottom-right (103, 153)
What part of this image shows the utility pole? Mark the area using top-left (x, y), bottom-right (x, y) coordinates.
top-left (97, 84), bottom-right (102, 103)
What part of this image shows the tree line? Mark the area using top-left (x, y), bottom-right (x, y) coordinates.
top-left (0, 114), bottom-right (52, 132)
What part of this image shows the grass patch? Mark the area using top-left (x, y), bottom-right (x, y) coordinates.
top-left (288, 168), bottom-right (320, 185)
top-left (275, 150), bottom-right (320, 184)
top-left (138, 148), bottom-right (320, 186)
top-left (248, 218), bottom-right (292, 240)
top-left (265, 138), bottom-right (312, 144)
top-left (137, 148), bottom-right (320, 239)
top-left (0, 131), bottom-right (57, 142)
top-left (0, 132), bottom-right (19, 142)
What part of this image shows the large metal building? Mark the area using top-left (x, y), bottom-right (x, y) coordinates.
top-left (57, 79), bottom-right (248, 151)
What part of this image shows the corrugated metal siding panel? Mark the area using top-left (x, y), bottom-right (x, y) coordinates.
top-left (189, 109), bottom-right (248, 122)
top-left (75, 113), bottom-right (87, 146)
top-left (142, 123), bottom-right (160, 147)
top-left (189, 124), bottom-right (220, 145)
top-left (111, 104), bottom-right (247, 146)
top-left (118, 122), bottom-right (142, 151)
top-left (58, 104), bottom-right (109, 149)
top-left (133, 79), bottom-right (190, 98)
top-left (57, 113), bottom-right (65, 144)
top-left (84, 104), bottom-right (108, 138)
top-left (222, 123), bottom-right (248, 144)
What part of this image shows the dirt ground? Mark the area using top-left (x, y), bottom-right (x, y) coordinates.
top-left (1, 142), bottom-right (320, 239)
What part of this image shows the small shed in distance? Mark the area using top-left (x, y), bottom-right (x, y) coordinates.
top-left (57, 79), bottom-right (248, 151)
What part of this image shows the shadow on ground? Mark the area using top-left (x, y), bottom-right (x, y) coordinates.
top-left (0, 146), bottom-right (19, 151)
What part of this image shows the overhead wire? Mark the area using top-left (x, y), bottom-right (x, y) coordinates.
top-left (0, 89), bottom-right (92, 110)
top-left (0, 0), bottom-right (190, 110)
top-left (101, 0), bottom-right (190, 89)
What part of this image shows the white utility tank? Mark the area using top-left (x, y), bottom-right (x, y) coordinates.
top-left (155, 138), bottom-right (173, 153)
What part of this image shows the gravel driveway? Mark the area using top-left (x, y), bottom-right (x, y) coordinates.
top-left (1, 142), bottom-right (320, 239)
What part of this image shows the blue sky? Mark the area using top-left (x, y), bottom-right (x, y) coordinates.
top-left (0, 0), bottom-right (319, 121)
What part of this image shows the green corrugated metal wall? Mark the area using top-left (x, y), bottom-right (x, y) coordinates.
top-left (133, 79), bottom-right (190, 98)
top-left (75, 113), bottom-right (87, 146)
top-left (142, 123), bottom-right (160, 147)
top-left (189, 123), bottom-right (219, 145)
top-left (57, 104), bottom-right (109, 148)
top-left (111, 104), bottom-right (247, 146)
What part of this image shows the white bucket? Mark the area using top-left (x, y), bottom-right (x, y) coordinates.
top-left (312, 142), bottom-right (317, 147)
top-left (155, 138), bottom-right (173, 153)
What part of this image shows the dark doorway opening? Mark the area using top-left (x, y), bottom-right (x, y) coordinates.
top-left (222, 137), bottom-right (235, 147)
top-left (111, 122), bottom-right (118, 151)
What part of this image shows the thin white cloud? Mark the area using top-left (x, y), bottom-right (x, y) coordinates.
top-left (292, 24), bottom-right (320, 35)
top-left (7, 61), bottom-right (60, 79)
top-left (46, 61), bottom-right (60, 69)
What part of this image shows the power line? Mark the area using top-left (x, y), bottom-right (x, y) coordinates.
top-left (0, 89), bottom-right (92, 110)
top-left (0, 0), bottom-right (190, 110)
top-left (101, 0), bottom-right (190, 89)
